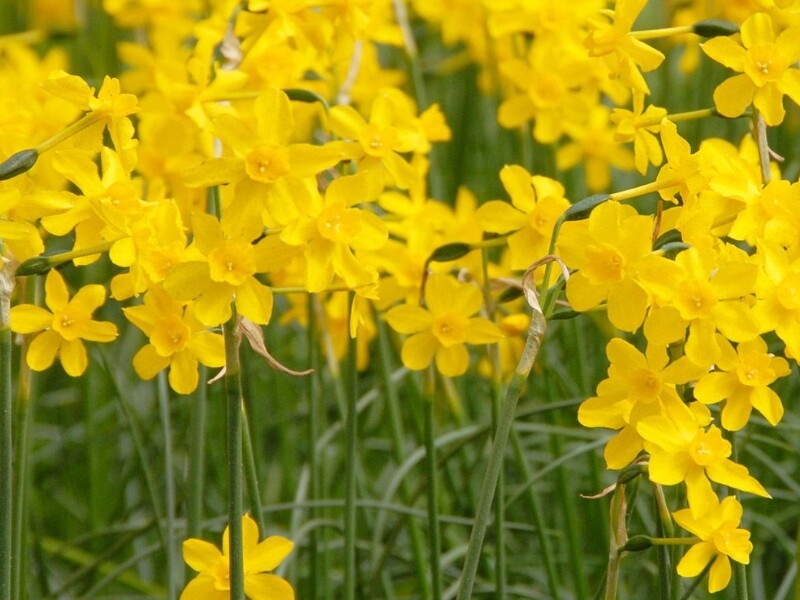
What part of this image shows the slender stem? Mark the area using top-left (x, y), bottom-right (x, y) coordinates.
top-left (11, 276), bottom-right (35, 600)
top-left (392, 0), bottom-right (445, 201)
top-left (455, 304), bottom-right (547, 600)
top-left (241, 402), bottom-right (266, 534)
top-left (630, 25), bottom-right (694, 40)
top-left (481, 247), bottom-right (506, 598)
top-left (652, 484), bottom-right (672, 600)
top-left (422, 367), bottom-right (443, 600)
top-left (223, 311), bottom-right (245, 600)
top-left (603, 484), bottom-right (628, 600)
top-left (306, 295), bottom-right (324, 600)
top-left (185, 368), bottom-right (207, 542)
top-left (753, 112), bottom-right (771, 184)
top-left (343, 292), bottom-right (358, 600)
top-left (730, 435), bottom-right (749, 600)
top-left (0, 256), bottom-right (15, 600)
top-left (157, 372), bottom-right (177, 600)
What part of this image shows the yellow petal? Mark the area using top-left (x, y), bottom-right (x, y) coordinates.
top-left (701, 37), bottom-right (746, 71)
top-left (169, 350), bottom-right (199, 395)
top-left (60, 338), bottom-right (88, 376)
top-left (435, 344), bottom-right (469, 377)
top-left (401, 331), bottom-right (437, 371)
top-left (26, 330), bottom-right (61, 372)
top-left (10, 305), bottom-right (53, 333)
top-left (182, 538), bottom-right (223, 573)
top-left (386, 304), bottom-right (433, 334)
top-left (133, 344), bottom-right (170, 380)
top-left (235, 278), bottom-right (273, 325)
top-left (244, 573), bottom-right (295, 600)
top-left (248, 535), bottom-right (294, 572)
top-left (713, 74), bottom-right (756, 119)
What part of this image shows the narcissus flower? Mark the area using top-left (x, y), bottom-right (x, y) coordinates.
top-left (10, 269), bottom-right (118, 376)
top-left (476, 165), bottom-right (570, 271)
top-left (694, 335), bottom-right (789, 431)
top-left (181, 513), bottom-right (294, 600)
top-left (577, 338), bottom-right (705, 469)
top-left (637, 400), bottom-right (770, 516)
top-left (584, 0), bottom-right (665, 94)
top-left (385, 274), bottom-right (503, 377)
top-left (702, 12), bottom-right (800, 126)
top-left (673, 496), bottom-right (753, 593)
top-left (123, 287), bottom-right (225, 394)
top-left (557, 200), bottom-right (655, 332)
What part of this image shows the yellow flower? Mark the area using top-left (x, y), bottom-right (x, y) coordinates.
top-left (123, 287), bottom-right (225, 394)
top-left (10, 270), bottom-right (118, 376)
top-left (181, 514), bottom-right (294, 600)
top-left (556, 105), bottom-right (635, 192)
top-left (584, 0), bottom-right (665, 94)
top-left (702, 12), bottom-right (800, 125)
top-left (577, 338), bottom-right (705, 469)
top-left (476, 165), bottom-right (570, 271)
top-left (637, 245), bottom-right (760, 367)
top-left (385, 274), bottom-right (502, 377)
top-left (277, 171), bottom-right (388, 293)
top-left (637, 400), bottom-right (769, 516)
top-left (694, 335), bottom-right (789, 431)
top-left (610, 91), bottom-right (666, 174)
top-left (557, 200), bottom-right (655, 332)
top-left (673, 496), bottom-right (753, 593)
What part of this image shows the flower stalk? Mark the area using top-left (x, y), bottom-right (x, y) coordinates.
top-left (223, 310), bottom-right (245, 600)
top-left (0, 254), bottom-right (15, 600)
top-left (455, 286), bottom-right (547, 600)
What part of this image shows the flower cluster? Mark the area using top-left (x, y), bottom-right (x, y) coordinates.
top-left (2, 0), bottom-right (799, 595)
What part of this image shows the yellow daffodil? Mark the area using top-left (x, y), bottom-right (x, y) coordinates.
top-left (694, 335), bottom-right (789, 431)
top-left (181, 513), bottom-right (294, 600)
top-left (702, 12), bottom-right (800, 126)
top-left (557, 200), bottom-right (655, 332)
top-left (753, 241), bottom-right (800, 360)
top-left (637, 400), bottom-right (769, 516)
top-left (123, 287), bottom-right (225, 394)
top-left (610, 91), bottom-right (666, 174)
top-left (557, 105), bottom-right (635, 192)
top-left (584, 0), bottom-right (665, 94)
top-left (277, 171), bottom-right (388, 293)
top-left (476, 164), bottom-right (570, 271)
top-left (10, 270), bottom-right (118, 376)
top-left (654, 119), bottom-right (711, 204)
top-left (578, 338), bottom-right (705, 469)
top-left (673, 496), bottom-right (753, 593)
top-left (637, 245), bottom-right (760, 367)
top-left (385, 274), bottom-right (502, 377)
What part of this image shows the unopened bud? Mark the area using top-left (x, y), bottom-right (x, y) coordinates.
top-left (0, 149), bottom-right (39, 181)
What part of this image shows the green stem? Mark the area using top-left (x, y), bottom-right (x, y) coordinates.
top-left (0, 255), bottom-right (15, 600)
top-left (652, 483), bottom-right (675, 600)
top-left (306, 295), bottom-right (325, 600)
top-left (157, 372), bottom-right (177, 600)
top-left (481, 247), bottom-right (506, 598)
top-left (185, 368), bottom-right (207, 562)
top-left (343, 292), bottom-right (358, 600)
top-left (423, 368), bottom-right (443, 600)
top-left (730, 435), bottom-right (749, 600)
top-left (223, 311), bottom-right (245, 600)
top-left (455, 301), bottom-right (547, 600)
top-left (603, 484), bottom-right (628, 600)
top-left (12, 276), bottom-right (36, 600)
top-left (753, 111), bottom-right (771, 185)
top-left (241, 402), bottom-right (266, 534)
